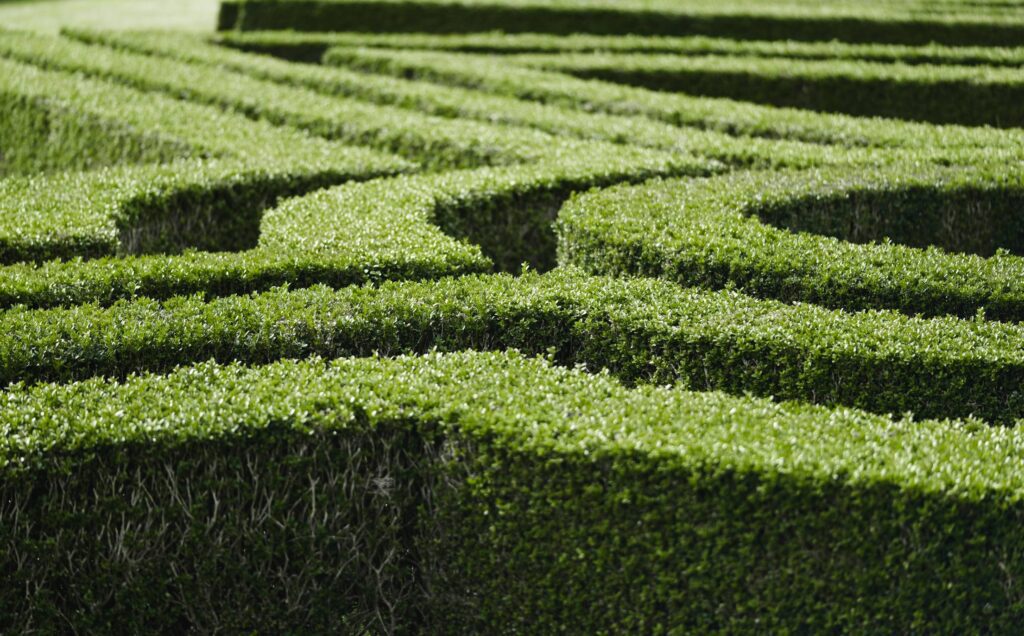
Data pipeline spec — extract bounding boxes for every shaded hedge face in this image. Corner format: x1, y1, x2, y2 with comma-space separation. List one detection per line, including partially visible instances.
4, 13, 1024, 633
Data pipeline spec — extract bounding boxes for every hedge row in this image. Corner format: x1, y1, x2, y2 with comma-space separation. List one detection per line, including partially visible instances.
0, 56, 408, 264
4, 349, 1024, 631
215, 0, 1024, 45
0, 31, 631, 171
4, 269, 1024, 423
0, 71, 193, 176
67, 28, 888, 170
219, 30, 1024, 67
508, 51, 1024, 127
559, 165, 1024, 322
0, 152, 707, 309
322, 45, 1024, 153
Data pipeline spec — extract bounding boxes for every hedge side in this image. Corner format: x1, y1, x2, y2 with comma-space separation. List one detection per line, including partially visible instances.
4, 270, 1024, 423
67, 28, 882, 170
0, 31, 626, 171
215, 0, 1024, 46
509, 51, 1024, 127
559, 166, 1024, 322
0, 143, 706, 308
322, 45, 1024, 154
0, 54, 410, 263
0, 86, 193, 176
219, 30, 1024, 67
4, 350, 1024, 631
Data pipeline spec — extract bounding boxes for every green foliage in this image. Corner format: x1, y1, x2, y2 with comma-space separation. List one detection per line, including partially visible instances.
5, 11, 1024, 631
559, 166, 1024, 321
0, 52, 409, 263
217, 0, 1024, 46
0, 153, 706, 308
5, 269, 1024, 423
220, 30, 1024, 67
321, 45, 1024, 154
69, 28, 869, 170
5, 350, 1024, 632
0, 30, 643, 170
509, 51, 1024, 127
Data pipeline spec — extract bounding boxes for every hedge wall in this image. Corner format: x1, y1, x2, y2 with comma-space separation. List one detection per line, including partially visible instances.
5, 351, 1024, 632
558, 165, 1024, 321
216, 0, 1024, 46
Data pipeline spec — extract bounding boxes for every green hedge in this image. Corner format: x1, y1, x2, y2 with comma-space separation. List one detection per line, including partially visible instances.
67, 28, 885, 170
0, 145, 705, 308
5, 269, 1024, 423
322, 45, 1024, 154
0, 31, 638, 171
220, 30, 1024, 67
0, 54, 410, 264
559, 166, 1024, 321
508, 51, 1024, 127
215, 0, 1024, 46
4, 349, 1024, 631
0, 86, 193, 176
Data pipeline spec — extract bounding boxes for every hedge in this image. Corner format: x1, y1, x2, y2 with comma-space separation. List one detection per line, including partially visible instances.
66, 28, 887, 170
559, 165, 1024, 322
4, 349, 1024, 632
507, 51, 1024, 127
0, 76, 193, 176
322, 45, 1024, 153
0, 53, 411, 264
0, 30, 637, 171
219, 30, 1024, 67
215, 0, 1024, 46
4, 269, 1024, 423
0, 149, 708, 308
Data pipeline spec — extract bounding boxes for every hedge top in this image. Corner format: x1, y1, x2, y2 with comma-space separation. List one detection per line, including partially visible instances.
5, 350, 1024, 503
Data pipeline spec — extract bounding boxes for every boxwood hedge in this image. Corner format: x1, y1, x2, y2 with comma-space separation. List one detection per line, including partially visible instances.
0, 149, 708, 308
507, 51, 1024, 126
0, 54, 410, 263
559, 165, 1024, 321
67, 28, 887, 170
4, 269, 1024, 424
4, 350, 1024, 632
322, 45, 1024, 154
8, 13, 1024, 632
218, 30, 1024, 67
0, 30, 641, 170
216, 0, 1024, 46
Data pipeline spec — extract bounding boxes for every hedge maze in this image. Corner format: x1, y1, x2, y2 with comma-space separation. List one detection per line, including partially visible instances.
3, 0, 1024, 631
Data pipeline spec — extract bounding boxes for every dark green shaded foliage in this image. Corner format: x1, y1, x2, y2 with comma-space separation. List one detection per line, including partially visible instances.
322, 45, 1024, 153
218, 30, 1024, 67
4, 351, 1024, 632
218, 0, 1024, 46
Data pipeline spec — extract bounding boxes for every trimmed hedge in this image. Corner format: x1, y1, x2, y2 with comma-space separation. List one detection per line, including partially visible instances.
508, 51, 1024, 127
559, 166, 1024, 321
0, 54, 411, 264
322, 45, 1024, 154
4, 269, 1024, 423
4, 350, 1024, 631
66, 28, 885, 170
9, 16, 1024, 631
0, 30, 635, 170
216, 0, 1024, 46
219, 30, 1024, 67
0, 146, 707, 308
0, 80, 193, 176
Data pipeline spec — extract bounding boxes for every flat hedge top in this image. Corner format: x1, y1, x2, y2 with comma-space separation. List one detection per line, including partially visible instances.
5, 350, 1024, 501
558, 165, 1024, 320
